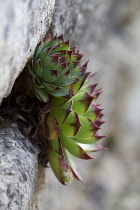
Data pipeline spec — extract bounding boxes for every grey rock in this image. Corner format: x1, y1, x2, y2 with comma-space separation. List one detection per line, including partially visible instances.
50, 0, 81, 39
0, 123, 41, 210
0, 0, 55, 103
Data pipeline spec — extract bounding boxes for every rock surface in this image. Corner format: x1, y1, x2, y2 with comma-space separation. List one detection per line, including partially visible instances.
0, 0, 55, 103
0, 123, 40, 210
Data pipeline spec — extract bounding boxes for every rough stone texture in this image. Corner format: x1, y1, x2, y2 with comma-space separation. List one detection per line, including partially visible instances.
0, 123, 40, 210
0, 0, 55, 103
39, 0, 140, 210
50, 0, 81, 39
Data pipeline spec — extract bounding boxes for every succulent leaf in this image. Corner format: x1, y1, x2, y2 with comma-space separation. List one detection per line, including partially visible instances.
72, 136, 101, 144
60, 132, 95, 159
77, 142, 107, 152
74, 116, 100, 139
72, 92, 94, 115
64, 150, 84, 181
51, 100, 72, 125
61, 111, 83, 137
34, 87, 49, 102
48, 150, 72, 185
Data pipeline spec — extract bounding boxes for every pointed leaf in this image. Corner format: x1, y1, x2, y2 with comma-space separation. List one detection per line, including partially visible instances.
68, 60, 80, 70
72, 92, 94, 115
72, 72, 90, 93
51, 137, 64, 155
83, 103, 102, 121
48, 150, 65, 185
61, 111, 83, 136
37, 47, 52, 62
55, 74, 79, 86
77, 142, 107, 152
72, 135, 105, 144
50, 41, 70, 55
34, 41, 44, 61
42, 40, 54, 51
59, 158, 73, 184
58, 61, 80, 76
92, 89, 102, 99
79, 83, 98, 94
42, 34, 53, 48
34, 87, 49, 102
48, 43, 61, 55
60, 132, 95, 159
70, 66, 85, 77
34, 59, 42, 78
43, 84, 73, 98
33, 75, 43, 88
57, 62, 69, 74
42, 69, 58, 83
75, 116, 100, 139
64, 150, 84, 181
94, 118, 105, 127
57, 34, 64, 42
42, 82, 61, 92
59, 41, 70, 50
51, 100, 72, 125
71, 54, 83, 61
42, 56, 58, 70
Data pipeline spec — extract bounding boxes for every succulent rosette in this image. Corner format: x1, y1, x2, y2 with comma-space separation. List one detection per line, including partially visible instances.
29, 34, 106, 185
29, 34, 88, 102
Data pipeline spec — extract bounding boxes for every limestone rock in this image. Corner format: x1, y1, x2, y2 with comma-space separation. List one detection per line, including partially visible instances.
50, 0, 81, 39
0, 123, 40, 210
0, 0, 55, 103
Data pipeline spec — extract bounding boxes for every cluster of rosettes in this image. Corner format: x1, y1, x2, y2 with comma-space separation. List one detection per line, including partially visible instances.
29, 34, 106, 185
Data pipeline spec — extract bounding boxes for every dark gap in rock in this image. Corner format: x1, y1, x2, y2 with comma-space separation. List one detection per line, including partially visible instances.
0, 67, 50, 167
